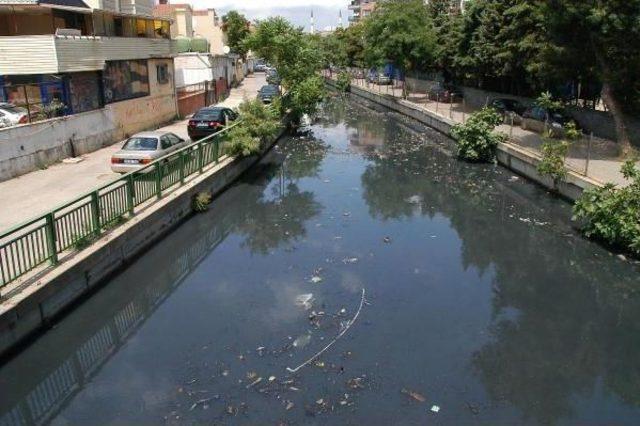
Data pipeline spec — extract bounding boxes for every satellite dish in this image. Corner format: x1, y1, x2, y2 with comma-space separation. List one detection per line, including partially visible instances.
223, 45, 231, 54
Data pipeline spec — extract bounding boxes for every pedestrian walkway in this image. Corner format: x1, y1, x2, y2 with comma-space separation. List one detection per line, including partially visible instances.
0, 74, 266, 232
343, 75, 631, 188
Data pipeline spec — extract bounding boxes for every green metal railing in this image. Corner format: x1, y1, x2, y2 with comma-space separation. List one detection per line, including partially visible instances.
0, 123, 238, 288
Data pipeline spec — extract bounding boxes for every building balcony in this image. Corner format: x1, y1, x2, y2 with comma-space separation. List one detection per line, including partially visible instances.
0, 35, 175, 75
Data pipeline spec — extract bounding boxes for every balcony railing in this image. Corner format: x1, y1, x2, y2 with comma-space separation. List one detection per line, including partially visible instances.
0, 35, 175, 75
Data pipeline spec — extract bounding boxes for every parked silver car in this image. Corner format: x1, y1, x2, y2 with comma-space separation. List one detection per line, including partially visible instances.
0, 103, 29, 127
110, 131, 187, 173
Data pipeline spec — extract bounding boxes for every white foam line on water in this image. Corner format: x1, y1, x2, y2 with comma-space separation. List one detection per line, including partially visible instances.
286, 288, 366, 374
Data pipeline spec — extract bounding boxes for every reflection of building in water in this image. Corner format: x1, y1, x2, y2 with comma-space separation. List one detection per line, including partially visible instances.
0, 220, 230, 426
348, 125, 385, 154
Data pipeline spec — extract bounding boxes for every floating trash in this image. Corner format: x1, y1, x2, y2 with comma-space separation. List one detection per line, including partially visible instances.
431, 405, 440, 413
401, 388, 426, 402
342, 257, 359, 264
406, 195, 423, 204
295, 293, 314, 310
310, 275, 323, 284
293, 333, 312, 348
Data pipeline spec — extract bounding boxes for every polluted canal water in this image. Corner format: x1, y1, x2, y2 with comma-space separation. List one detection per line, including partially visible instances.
1, 96, 640, 425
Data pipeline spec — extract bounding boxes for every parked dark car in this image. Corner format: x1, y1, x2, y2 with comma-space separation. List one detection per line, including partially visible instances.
366, 71, 391, 85
489, 98, 526, 117
427, 85, 461, 103
257, 84, 280, 104
521, 106, 574, 136
266, 69, 281, 85
187, 107, 238, 140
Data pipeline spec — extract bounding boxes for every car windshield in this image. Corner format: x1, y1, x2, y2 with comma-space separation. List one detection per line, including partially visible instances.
193, 109, 223, 120
0, 105, 26, 114
261, 87, 278, 95
123, 137, 158, 151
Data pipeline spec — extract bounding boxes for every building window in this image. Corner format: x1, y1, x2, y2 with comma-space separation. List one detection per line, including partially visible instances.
69, 72, 102, 113
156, 64, 169, 84
103, 60, 149, 103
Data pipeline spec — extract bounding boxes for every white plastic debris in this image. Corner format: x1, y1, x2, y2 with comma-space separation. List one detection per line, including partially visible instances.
431, 405, 440, 413
295, 293, 314, 310
293, 333, 312, 348
310, 275, 323, 284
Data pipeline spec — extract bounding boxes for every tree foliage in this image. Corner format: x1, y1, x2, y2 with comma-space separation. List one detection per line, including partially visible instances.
222, 11, 251, 58
362, 0, 437, 72
542, 0, 640, 153
574, 159, 640, 256
247, 17, 325, 123
451, 107, 506, 162
226, 99, 282, 157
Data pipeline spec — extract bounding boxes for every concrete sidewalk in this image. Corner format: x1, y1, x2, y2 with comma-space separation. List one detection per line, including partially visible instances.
347, 77, 631, 187
0, 73, 266, 232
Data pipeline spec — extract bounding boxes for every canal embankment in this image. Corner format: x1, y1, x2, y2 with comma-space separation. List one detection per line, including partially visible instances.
0, 127, 286, 359
326, 78, 602, 201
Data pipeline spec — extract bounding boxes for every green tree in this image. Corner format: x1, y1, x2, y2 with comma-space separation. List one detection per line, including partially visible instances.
453, 0, 546, 94
222, 11, 251, 58
247, 17, 325, 123
363, 0, 437, 97
543, 0, 640, 155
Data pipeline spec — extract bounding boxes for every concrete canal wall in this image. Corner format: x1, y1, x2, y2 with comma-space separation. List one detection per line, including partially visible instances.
0, 130, 284, 359
328, 79, 602, 201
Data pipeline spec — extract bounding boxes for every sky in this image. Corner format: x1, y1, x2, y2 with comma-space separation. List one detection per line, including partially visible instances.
189, 0, 351, 31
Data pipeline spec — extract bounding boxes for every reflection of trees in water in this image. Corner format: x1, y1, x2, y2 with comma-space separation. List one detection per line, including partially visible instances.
230, 135, 327, 255
358, 115, 640, 423
278, 130, 329, 181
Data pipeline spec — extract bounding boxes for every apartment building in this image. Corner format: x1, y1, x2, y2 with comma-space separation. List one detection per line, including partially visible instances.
0, 0, 178, 179
348, 0, 376, 23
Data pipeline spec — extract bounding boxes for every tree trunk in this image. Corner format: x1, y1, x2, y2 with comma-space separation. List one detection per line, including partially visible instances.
595, 49, 633, 157
600, 79, 633, 157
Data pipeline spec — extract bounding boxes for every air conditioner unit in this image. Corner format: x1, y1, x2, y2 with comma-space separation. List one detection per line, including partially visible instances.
55, 28, 82, 37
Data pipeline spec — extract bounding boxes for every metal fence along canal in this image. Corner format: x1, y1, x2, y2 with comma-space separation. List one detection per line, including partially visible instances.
0, 123, 237, 287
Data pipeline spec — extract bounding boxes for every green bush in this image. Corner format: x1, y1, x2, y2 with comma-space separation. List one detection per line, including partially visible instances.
336, 71, 351, 93
225, 99, 282, 158
574, 159, 640, 256
450, 107, 506, 162
192, 191, 213, 213
537, 122, 579, 187
226, 125, 262, 157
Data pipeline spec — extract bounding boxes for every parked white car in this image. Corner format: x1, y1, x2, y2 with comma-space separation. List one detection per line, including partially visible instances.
0, 103, 29, 127
110, 131, 188, 173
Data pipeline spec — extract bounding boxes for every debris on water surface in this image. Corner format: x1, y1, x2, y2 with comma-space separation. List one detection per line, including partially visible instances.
293, 333, 312, 348
342, 257, 359, 264
246, 377, 263, 389
226, 405, 237, 416
246, 371, 258, 380
287, 289, 367, 374
406, 195, 423, 204
383, 236, 392, 243
401, 388, 426, 403
431, 405, 440, 413
346, 377, 365, 390
269, 376, 276, 382
285, 401, 295, 411
221, 369, 229, 377
310, 275, 323, 284
295, 293, 314, 310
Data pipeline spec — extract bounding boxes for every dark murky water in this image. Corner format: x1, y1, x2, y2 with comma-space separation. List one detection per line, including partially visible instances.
1, 96, 640, 425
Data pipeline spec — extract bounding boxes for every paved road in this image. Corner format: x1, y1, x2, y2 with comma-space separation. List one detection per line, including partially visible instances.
0, 73, 266, 232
